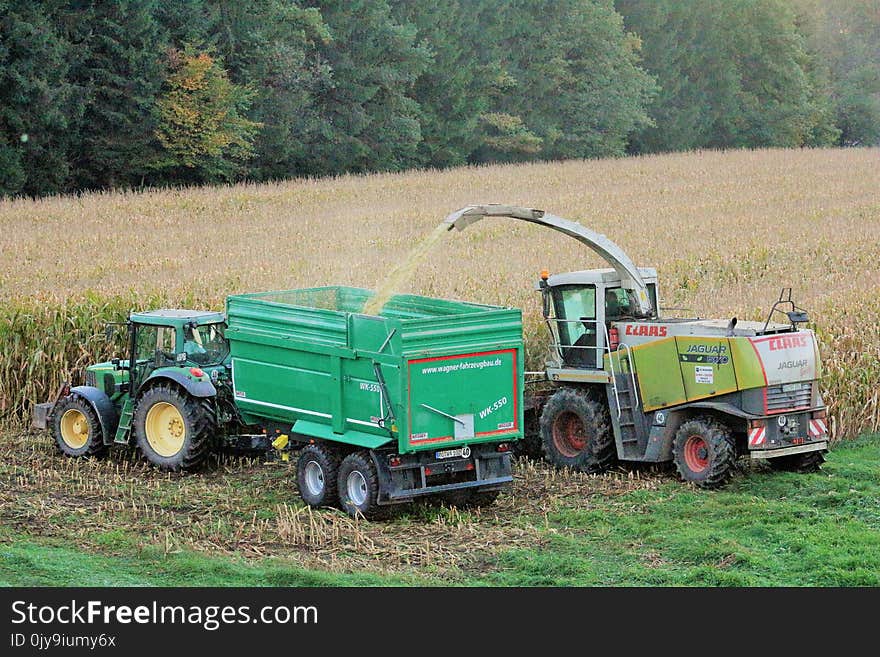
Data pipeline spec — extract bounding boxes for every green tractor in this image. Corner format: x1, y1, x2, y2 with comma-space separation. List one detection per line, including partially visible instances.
38, 310, 231, 471
444, 205, 829, 487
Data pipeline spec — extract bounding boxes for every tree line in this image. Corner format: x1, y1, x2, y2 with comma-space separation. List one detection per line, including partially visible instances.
1, 0, 877, 197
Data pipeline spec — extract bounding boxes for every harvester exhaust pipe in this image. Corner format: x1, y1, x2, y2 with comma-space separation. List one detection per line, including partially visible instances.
443, 204, 655, 317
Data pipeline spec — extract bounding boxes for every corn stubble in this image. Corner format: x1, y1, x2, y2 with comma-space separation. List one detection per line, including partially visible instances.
0, 147, 877, 438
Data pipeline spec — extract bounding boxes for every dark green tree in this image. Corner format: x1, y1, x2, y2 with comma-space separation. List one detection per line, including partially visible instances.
617, 0, 839, 152
473, 0, 657, 162
0, 1, 76, 196
793, 0, 880, 146
207, 0, 332, 180
301, 0, 430, 174
62, 0, 167, 190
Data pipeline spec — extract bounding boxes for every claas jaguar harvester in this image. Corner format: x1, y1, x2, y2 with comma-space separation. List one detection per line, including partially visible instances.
33, 288, 523, 518
444, 205, 829, 487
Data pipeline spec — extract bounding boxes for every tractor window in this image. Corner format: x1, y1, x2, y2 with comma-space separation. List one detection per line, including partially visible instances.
184, 323, 228, 365
135, 325, 176, 364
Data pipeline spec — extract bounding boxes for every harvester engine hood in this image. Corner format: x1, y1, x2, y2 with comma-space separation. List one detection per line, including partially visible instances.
443, 204, 655, 317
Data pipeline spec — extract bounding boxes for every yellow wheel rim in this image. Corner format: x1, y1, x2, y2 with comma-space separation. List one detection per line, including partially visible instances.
145, 402, 186, 457
60, 408, 89, 449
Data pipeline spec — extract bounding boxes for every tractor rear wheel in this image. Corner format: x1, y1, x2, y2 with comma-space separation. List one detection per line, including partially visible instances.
672, 417, 736, 488
337, 451, 385, 520
296, 443, 341, 508
767, 450, 826, 473
52, 395, 107, 458
133, 384, 216, 471
540, 387, 616, 473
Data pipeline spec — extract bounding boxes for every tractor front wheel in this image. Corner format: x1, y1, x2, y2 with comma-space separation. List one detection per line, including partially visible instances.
52, 395, 107, 458
540, 387, 616, 473
672, 417, 736, 488
296, 443, 341, 508
133, 385, 216, 471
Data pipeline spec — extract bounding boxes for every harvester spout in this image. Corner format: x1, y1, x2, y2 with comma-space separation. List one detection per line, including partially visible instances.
443, 204, 655, 317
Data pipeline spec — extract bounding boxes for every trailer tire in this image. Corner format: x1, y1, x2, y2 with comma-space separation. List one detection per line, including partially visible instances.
296, 443, 341, 508
52, 395, 107, 458
134, 384, 215, 471
767, 450, 826, 473
540, 387, 615, 473
672, 416, 735, 488
338, 451, 385, 520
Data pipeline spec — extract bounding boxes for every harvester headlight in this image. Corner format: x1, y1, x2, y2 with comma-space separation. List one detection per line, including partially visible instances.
777, 415, 788, 427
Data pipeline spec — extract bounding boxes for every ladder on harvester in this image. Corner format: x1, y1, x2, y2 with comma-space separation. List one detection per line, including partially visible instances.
114, 398, 134, 443
604, 337, 649, 458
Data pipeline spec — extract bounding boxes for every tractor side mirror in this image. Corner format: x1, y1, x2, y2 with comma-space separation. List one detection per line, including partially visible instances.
111, 357, 121, 370
105, 324, 115, 341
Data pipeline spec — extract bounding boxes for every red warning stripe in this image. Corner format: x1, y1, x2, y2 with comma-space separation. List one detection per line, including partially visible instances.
748, 426, 766, 446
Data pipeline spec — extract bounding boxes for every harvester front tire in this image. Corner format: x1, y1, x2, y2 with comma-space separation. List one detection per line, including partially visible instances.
52, 395, 107, 458
337, 451, 385, 520
672, 417, 736, 489
133, 384, 215, 471
540, 387, 616, 473
296, 443, 341, 508
767, 450, 826, 473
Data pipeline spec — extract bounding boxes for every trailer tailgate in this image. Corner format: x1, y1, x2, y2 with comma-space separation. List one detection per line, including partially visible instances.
405, 347, 520, 451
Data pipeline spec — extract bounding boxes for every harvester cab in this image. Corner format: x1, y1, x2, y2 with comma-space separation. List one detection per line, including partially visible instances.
445, 204, 829, 488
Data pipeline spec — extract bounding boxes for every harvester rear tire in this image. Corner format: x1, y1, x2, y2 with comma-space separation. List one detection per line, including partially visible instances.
767, 450, 826, 473
133, 384, 216, 471
337, 451, 385, 520
296, 443, 341, 508
540, 386, 616, 473
672, 417, 736, 489
52, 395, 107, 458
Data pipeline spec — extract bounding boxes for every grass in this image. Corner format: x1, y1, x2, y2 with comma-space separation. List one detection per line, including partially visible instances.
2, 430, 878, 586
0, 148, 878, 436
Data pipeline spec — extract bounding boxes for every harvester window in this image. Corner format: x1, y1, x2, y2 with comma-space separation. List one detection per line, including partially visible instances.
556, 286, 598, 368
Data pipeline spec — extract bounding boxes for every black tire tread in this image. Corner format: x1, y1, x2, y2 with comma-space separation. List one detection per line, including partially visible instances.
539, 386, 616, 473
337, 451, 386, 520
51, 395, 107, 458
296, 443, 341, 507
672, 416, 736, 489
133, 384, 216, 471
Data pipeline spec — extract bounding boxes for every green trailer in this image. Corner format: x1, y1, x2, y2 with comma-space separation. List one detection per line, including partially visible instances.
34, 286, 523, 518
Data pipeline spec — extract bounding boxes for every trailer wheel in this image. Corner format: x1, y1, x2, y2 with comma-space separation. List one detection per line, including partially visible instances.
337, 451, 384, 520
133, 384, 216, 471
296, 443, 341, 507
51, 395, 107, 458
767, 450, 826, 473
672, 417, 735, 488
540, 387, 615, 473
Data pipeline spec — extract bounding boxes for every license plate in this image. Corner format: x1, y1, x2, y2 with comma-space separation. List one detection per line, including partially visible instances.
435, 446, 471, 460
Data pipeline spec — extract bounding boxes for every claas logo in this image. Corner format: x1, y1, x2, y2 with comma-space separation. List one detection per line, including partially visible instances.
624, 324, 668, 337
767, 335, 810, 351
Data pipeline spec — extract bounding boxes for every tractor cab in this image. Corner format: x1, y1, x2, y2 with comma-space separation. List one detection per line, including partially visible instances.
539, 268, 659, 369
125, 309, 229, 391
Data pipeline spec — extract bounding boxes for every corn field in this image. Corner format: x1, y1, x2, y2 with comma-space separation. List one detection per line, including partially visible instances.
1, 147, 878, 438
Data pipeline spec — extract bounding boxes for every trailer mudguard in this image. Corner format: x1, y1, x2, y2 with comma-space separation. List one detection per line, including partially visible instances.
70, 385, 120, 445
144, 369, 217, 398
